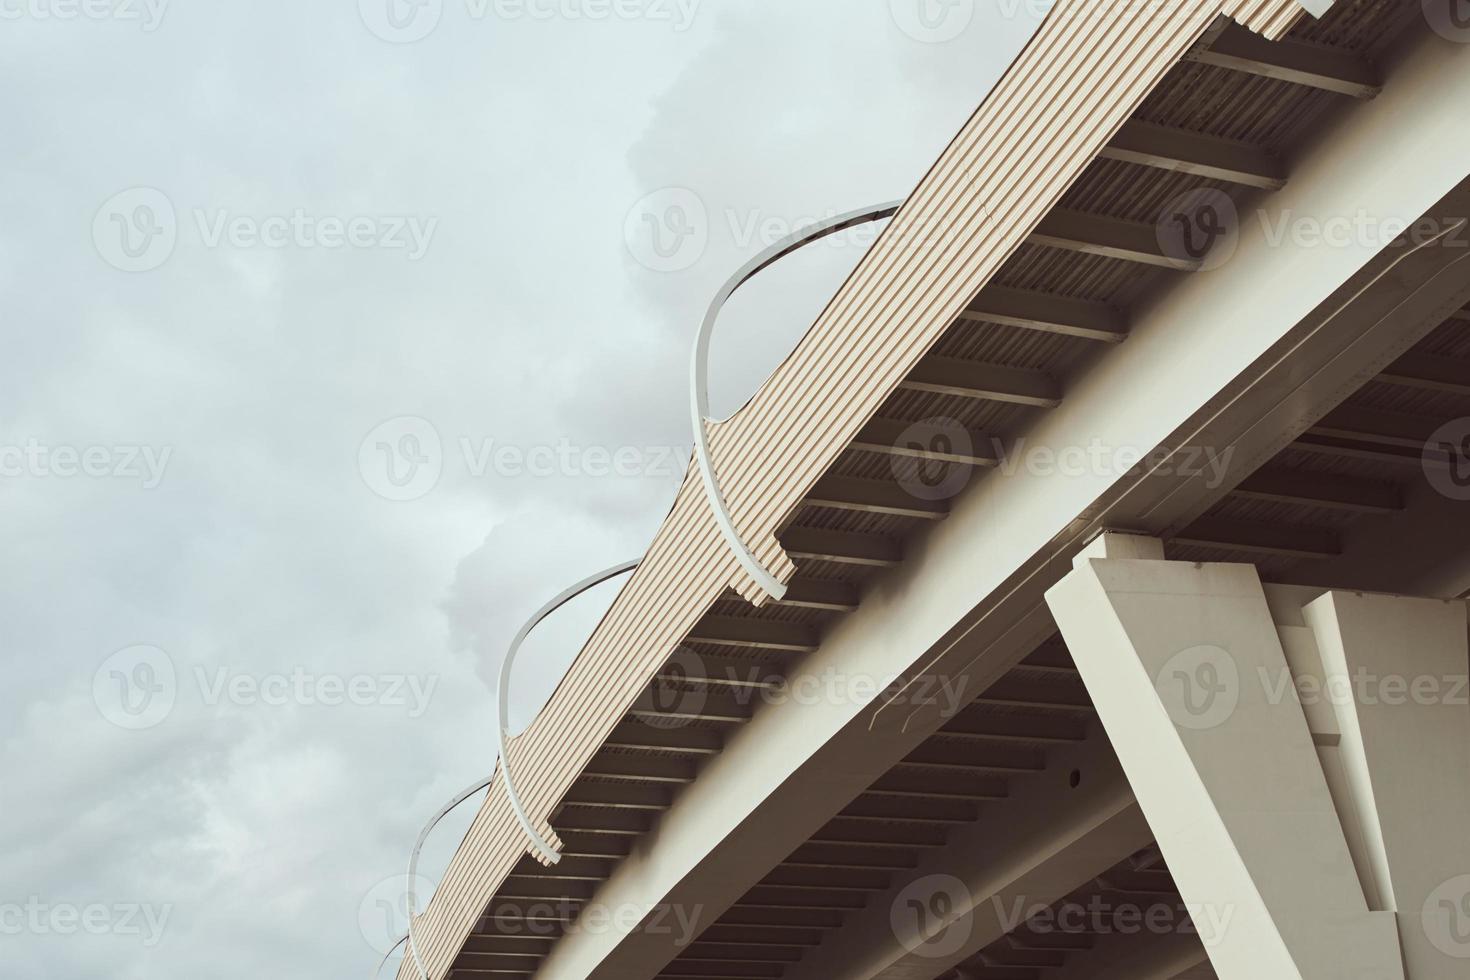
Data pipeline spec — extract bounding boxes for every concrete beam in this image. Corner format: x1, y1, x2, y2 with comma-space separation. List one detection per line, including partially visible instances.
960, 286, 1129, 343
898, 358, 1061, 408
1099, 120, 1287, 190
1029, 209, 1195, 270
850, 417, 1002, 467
780, 526, 902, 567
805, 475, 950, 520
1188, 23, 1381, 98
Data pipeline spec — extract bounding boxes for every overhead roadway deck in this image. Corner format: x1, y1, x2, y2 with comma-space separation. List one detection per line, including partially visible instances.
395, 1, 1470, 978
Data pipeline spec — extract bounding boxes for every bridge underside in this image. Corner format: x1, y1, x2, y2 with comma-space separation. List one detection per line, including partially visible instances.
415, 2, 1470, 979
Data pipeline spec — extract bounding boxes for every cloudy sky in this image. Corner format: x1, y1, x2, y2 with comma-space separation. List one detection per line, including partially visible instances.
0, 1, 1044, 975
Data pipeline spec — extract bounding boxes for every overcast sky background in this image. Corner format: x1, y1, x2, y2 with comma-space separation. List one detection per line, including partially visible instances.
0, 1, 1045, 976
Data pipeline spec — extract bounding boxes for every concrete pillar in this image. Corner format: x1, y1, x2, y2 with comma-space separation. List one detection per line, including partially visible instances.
1044, 535, 1403, 980
1299, 591, 1470, 978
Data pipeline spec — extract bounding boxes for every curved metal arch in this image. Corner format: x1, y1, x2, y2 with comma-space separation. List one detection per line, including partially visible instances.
379, 558, 642, 980
690, 200, 905, 602
375, 934, 409, 980
494, 558, 641, 863
377, 198, 910, 979
402, 774, 497, 979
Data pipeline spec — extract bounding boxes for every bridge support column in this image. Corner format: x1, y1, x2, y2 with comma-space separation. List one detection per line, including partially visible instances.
1296, 590, 1470, 978
1044, 533, 1406, 979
